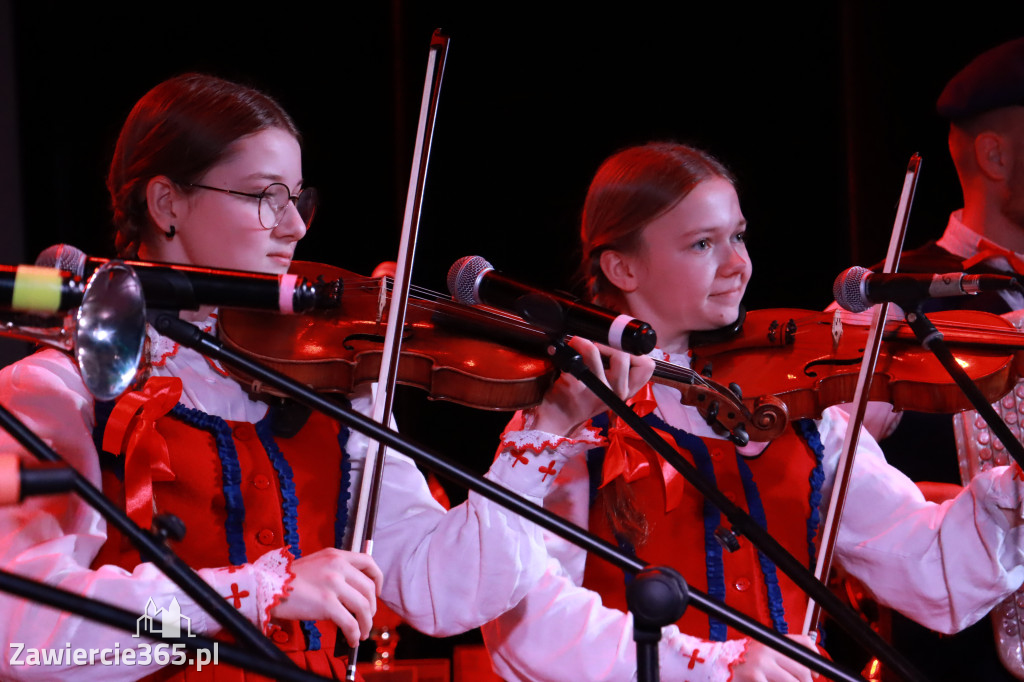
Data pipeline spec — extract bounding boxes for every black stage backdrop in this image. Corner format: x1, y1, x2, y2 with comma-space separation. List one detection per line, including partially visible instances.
5, 0, 1024, 664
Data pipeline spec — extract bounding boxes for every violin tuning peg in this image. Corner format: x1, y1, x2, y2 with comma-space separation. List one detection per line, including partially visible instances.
728, 382, 743, 401
730, 424, 750, 448
700, 362, 713, 378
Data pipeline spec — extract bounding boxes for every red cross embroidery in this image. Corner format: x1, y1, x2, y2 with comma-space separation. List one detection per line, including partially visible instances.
510, 452, 529, 467
685, 648, 705, 669
538, 461, 558, 481
226, 583, 250, 608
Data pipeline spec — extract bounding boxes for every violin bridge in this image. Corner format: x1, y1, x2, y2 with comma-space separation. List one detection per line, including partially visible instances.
831, 309, 842, 349
376, 278, 388, 323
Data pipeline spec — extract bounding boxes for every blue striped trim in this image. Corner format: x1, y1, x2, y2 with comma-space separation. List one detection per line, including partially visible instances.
735, 456, 788, 634
334, 404, 353, 551
586, 413, 612, 508
794, 418, 827, 645
588, 413, 728, 640
255, 412, 320, 652
171, 404, 247, 566
794, 418, 826, 571
640, 413, 729, 641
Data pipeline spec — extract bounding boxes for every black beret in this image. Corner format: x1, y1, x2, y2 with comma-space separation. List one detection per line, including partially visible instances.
937, 37, 1024, 121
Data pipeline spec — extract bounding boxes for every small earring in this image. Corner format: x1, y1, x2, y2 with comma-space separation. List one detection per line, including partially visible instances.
164, 225, 176, 239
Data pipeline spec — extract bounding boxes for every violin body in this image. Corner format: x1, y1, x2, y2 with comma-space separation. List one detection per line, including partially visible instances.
691, 308, 1024, 420
218, 262, 555, 411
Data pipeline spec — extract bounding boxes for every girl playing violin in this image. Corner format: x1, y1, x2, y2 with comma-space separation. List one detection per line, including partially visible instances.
0, 73, 650, 679
482, 142, 1024, 681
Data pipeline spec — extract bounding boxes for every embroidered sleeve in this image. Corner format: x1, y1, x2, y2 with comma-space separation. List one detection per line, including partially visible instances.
661, 631, 749, 682
487, 409, 605, 500
251, 547, 296, 633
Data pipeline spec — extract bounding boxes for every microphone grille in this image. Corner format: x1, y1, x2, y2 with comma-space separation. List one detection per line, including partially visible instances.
36, 244, 87, 277
833, 266, 870, 313
447, 255, 493, 305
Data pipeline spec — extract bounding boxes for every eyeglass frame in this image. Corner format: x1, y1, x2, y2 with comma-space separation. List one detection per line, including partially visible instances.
180, 181, 318, 230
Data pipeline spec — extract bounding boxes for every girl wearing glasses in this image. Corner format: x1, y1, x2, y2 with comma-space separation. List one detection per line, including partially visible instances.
0, 73, 650, 679
481, 142, 1024, 682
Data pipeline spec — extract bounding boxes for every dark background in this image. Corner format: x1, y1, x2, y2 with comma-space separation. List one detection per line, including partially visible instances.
3, 0, 1024, 664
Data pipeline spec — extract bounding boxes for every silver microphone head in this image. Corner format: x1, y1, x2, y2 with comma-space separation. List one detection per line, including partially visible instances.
36, 244, 88, 277
447, 255, 494, 306
833, 266, 871, 313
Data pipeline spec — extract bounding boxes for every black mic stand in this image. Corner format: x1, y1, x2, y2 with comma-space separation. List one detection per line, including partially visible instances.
150, 311, 865, 682
0, 400, 294, 667
545, 341, 927, 682
901, 305, 1024, 468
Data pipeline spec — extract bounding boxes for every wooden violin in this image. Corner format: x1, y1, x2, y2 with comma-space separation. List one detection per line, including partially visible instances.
691, 307, 1024, 420
217, 261, 790, 444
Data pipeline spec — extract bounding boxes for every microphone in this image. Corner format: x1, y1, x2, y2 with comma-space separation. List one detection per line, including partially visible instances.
0, 454, 76, 506
36, 244, 341, 314
833, 265, 1019, 313
0, 264, 86, 313
447, 255, 657, 355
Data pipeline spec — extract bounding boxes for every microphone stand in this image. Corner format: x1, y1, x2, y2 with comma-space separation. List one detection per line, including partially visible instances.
901, 305, 1024, 467
149, 311, 865, 682
0, 404, 293, 668
545, 341, 927, 682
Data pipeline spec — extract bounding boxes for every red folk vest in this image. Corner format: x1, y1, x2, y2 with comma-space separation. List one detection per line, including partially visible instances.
93, 380, 355, 680
582, 412, 823, 641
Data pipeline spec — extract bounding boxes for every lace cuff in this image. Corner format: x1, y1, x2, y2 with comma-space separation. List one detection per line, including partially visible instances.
252, 547, 296, 633
487, 411, 604, 499
500, 407, 605, 456
662, 632, 748, 682
721, 638, 750, 682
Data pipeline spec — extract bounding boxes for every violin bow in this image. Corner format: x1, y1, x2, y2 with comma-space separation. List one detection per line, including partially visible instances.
342, 30, 450, 679
801, 153, 922, 636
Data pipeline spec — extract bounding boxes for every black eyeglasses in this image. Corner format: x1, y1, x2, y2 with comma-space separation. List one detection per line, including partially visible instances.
184, 182, 318, 230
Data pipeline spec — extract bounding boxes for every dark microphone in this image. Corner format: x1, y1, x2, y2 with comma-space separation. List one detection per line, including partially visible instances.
36, 244, 340, 313
833, 265, 1019, 313
0, 454, 76, 506
447, 255, 657, 355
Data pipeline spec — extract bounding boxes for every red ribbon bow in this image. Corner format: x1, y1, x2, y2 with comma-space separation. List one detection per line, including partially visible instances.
102, 376, 183, 528
601, 383, 689, 512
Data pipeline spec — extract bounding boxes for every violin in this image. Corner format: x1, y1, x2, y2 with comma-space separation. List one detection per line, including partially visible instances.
217, 261, 788, 444
218, 261, 555, 411
691, 307, 1024, 421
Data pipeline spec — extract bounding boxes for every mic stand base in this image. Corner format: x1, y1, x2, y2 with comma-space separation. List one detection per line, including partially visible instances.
628, 566, 689, 682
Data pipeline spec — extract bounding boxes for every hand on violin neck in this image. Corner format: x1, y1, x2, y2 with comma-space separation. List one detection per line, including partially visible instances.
530, 337, 654, 436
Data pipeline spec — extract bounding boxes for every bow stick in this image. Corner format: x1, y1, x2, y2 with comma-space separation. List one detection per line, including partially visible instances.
342, 30, 450, 680
801, 153, 922, 637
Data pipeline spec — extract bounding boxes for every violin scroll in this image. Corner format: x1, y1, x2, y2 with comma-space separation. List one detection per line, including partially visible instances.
672, 378, 789, 446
